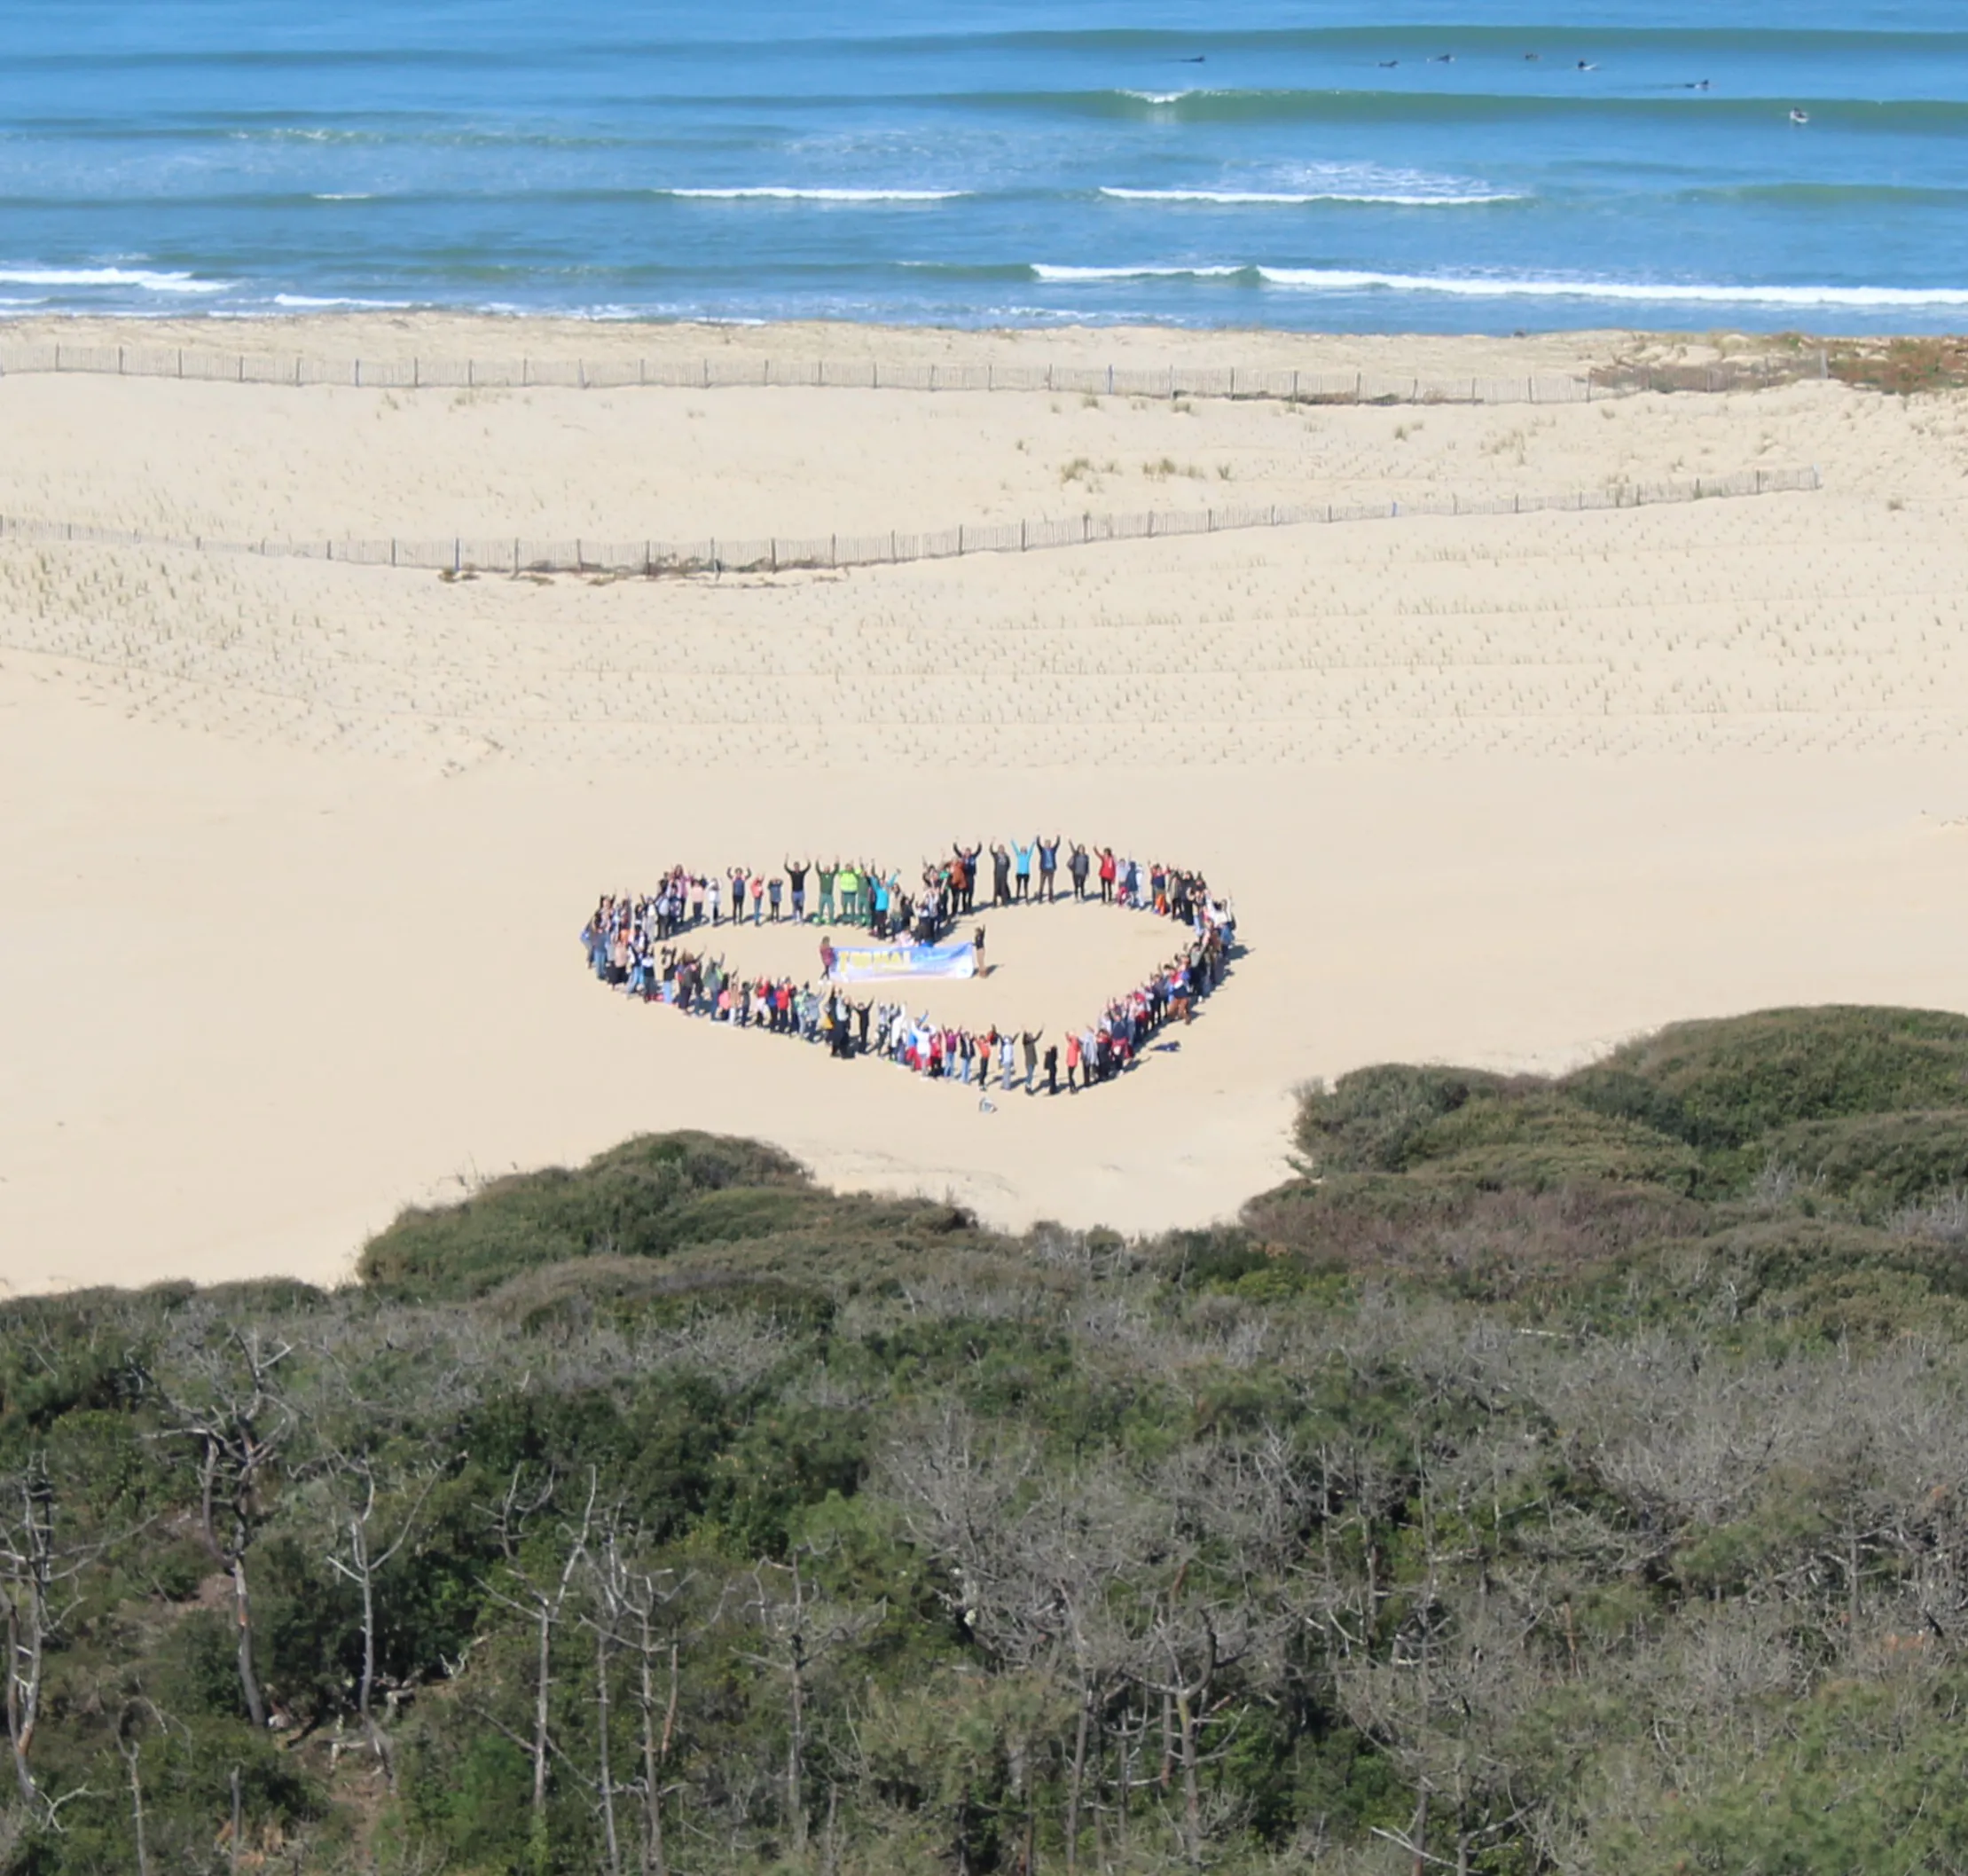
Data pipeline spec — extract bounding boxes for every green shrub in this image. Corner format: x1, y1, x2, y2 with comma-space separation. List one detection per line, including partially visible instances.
1293, 1064, 1513, 1173
1565, 1006, 1968, 1150
1714, 1107, 1968, 1212
1400, 1090, 1702, 1192
357, 1130, 812, 1298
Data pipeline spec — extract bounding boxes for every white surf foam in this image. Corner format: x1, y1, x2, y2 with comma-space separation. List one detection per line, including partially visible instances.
1119, 90, 1194, 105
311, 192, 375, 202
1101, 186, 1523, 207
0, 266, 231, 294
270, 293, 412, 310
1253, 267, 1968, 306
664, 187, 964, 202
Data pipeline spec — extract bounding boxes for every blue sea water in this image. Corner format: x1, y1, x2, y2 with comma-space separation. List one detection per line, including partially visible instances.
2, 0, 1964, 332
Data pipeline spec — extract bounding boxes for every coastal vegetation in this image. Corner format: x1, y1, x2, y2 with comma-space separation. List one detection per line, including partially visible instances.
7, 1005, 1968, 1873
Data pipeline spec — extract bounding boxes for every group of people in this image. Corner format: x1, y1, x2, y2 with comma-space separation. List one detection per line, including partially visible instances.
617, 843, 1214, 948
577, 838, 1236, 1098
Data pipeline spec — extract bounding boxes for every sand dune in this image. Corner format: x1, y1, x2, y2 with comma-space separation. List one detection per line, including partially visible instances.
4, 318, 1968, 1294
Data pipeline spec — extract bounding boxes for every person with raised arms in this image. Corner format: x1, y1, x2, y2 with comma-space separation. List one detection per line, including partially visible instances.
1037, 835, 1061, 902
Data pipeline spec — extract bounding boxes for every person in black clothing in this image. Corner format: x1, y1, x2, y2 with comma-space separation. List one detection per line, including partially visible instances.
1069, 843, 1091, 900
1042, 1040, 1059, 1095
786, 858, 810, 923
952, 842, 981, 914
991, 842, 1013, 907
1038, 836, 1061, 902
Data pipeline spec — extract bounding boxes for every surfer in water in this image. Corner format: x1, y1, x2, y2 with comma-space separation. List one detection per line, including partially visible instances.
1790, 107, 1810, 124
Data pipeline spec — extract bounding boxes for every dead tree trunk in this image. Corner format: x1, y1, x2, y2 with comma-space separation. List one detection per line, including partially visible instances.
0, 1458, 54, 1808
160, 1329, 294, 1730
594, 1613, 623, 1876
324, 1460, 435, 1787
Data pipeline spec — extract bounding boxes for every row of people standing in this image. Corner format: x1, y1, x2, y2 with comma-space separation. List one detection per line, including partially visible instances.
622, 842, 1220, 946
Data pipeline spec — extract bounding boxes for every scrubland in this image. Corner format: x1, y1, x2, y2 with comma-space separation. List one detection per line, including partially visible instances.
8, 1007, 1968, 1873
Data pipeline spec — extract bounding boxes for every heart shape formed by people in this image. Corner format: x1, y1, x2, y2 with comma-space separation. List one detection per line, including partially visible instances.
578, 843, 1235, 1096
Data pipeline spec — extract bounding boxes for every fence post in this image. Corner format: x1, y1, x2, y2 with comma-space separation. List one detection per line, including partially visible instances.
356, 358, 363, 387
1291, 369, 1299, 402
177, 348, 184, 378
986, 364, 993, 390
391, 538, 397, 567
576, 539, 582, 570
831, 534, 837, 567
1020, 520, 1026, 550
890, 530, 897, 561
1148, 512, 1155, 538
454, 538, 460, 574
412, 357, 419, 389
238, 355, 244, 383
770, 538, 777, 571
1354, 371, 1362, 402
1107, 365, 1114, 395
958, 526, 965, 554
578, 360, 586, 390
118, 346, 124, 375
514, 538, 519, 575
521, 358, 529, 387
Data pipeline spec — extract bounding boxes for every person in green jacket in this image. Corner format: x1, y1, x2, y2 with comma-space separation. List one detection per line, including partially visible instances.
837, 863, 862, 926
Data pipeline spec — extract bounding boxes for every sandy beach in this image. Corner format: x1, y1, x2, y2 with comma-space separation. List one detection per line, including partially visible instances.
5, 315, 1968, 1294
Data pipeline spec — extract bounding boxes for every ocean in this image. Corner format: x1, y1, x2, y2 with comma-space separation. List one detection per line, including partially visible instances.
3, 0, 1964, 332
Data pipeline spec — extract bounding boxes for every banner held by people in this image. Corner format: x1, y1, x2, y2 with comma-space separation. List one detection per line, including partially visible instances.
834, 938, 976, 984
